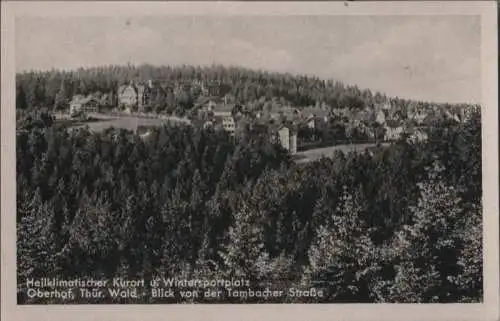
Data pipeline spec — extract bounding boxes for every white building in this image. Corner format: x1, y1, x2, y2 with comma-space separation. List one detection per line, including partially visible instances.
222, 116, 236, 134
277, 125, 297, 154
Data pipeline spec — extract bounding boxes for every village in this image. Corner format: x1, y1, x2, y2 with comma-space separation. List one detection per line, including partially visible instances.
66, 79, 478, 157
13, 7, 488, 307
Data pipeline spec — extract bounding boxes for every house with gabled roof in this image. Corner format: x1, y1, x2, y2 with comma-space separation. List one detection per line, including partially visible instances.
258, 122, 298, 154
384, 119, 404, 141
275, 124, 297, 154
405, 125, 429, 143
117, 81, 155, 113
212, 103, 235, 117
421, 113, 438, 127
69, 94, 100, 118
300, 107, 330, 126
301, 115, 316, 129
201, 81, 222, 97
174, 82, 192, 96
375, 109, 386, 125
117, 84, 138, 112
195, 96, 224, 110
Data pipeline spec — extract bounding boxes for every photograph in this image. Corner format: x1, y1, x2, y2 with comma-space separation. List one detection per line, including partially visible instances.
2, 1, 499, 320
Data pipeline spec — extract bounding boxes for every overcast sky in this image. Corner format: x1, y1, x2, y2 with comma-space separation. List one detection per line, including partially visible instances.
15, 15, 481, 104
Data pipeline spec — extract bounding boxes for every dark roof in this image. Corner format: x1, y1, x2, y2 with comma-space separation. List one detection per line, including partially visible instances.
298, 117, 316, 126
195, 96, 223, 106
212, 104, 235, 113
136, 84, 146, 94
422, 114, 437, 125
385, 119, 402, 128
118, 82, 155, 95
272, 122, 298, 134
71, 95, 99, 105
300, 107, 329, 118
71, 94, 86, 102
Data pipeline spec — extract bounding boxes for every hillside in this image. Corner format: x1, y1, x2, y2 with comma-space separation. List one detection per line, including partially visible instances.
16, 64, 479, 113
15, 64, 483, 304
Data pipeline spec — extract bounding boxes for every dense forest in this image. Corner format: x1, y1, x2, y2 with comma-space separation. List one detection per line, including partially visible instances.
16, 102, 482, 303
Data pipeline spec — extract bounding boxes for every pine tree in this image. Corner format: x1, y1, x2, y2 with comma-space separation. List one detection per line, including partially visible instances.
16, 85, 28, 110
67, 193, 118, 276
54, 80, 71, 110
218, 201, 267, 280
17, 190, 58, 287
449, 202, 482, 302
306, 186, 380, 302
380, 162, 469, 302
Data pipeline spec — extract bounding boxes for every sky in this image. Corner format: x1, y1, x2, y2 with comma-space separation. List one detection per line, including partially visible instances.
15, 15, 481, 104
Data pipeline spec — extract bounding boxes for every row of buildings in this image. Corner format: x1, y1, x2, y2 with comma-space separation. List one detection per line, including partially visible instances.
116, 80, 225, 112
192, 95, 431, 149
69, 94, 111, 118
191, 97, 334, 154
68, 79, 478, 153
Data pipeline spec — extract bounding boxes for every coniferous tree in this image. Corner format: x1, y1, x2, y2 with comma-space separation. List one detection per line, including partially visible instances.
306, 187, 380, 302
16, 85, 28, 110
377, 162, 471, 302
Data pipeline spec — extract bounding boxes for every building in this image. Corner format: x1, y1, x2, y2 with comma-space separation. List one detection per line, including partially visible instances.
407, 128, 429, 143
117, 81, 154, 113
239, 121, 298, 154
375, 109, 386, 125
384, 120, 405, 141
304, 116, 316, 129
278, 126, 290, 151
203, 120, 214, 129
137, 83, 152, 110
160, 83, 175, 96
409, 110, 427, 125
281, 106, 300, 117
276, 125, 297, 154
69, 95, 100, 118
136, 125, 154, 139
201, 82, 221, 96
222, 115, 236, 134
460, 105, 480, 122
99, 92, 115, 109
174, 82, 192, 96
117, 84, 138, 112
195, 96, 224, 111
301, 107, 330, 126
381, 102, 392, 110
212, 103, 235, 117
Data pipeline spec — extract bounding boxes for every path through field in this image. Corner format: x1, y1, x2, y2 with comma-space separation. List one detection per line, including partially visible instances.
64, 113, 191, 132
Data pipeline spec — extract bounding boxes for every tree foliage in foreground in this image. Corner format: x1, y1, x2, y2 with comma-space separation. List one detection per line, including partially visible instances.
16, 108, 482, 303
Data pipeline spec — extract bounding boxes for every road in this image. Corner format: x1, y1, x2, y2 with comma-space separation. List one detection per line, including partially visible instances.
295, 142, 390, 163
56, 112, 389, 163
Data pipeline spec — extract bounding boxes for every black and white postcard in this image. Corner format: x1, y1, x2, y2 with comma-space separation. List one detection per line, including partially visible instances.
1, 1, 498, 321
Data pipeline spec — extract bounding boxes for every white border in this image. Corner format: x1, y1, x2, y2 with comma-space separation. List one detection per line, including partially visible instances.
1, 2, 498, 321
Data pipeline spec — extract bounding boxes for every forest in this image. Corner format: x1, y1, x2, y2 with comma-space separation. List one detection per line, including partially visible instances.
16, 103, 482, 303
15, 64, 477, 115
